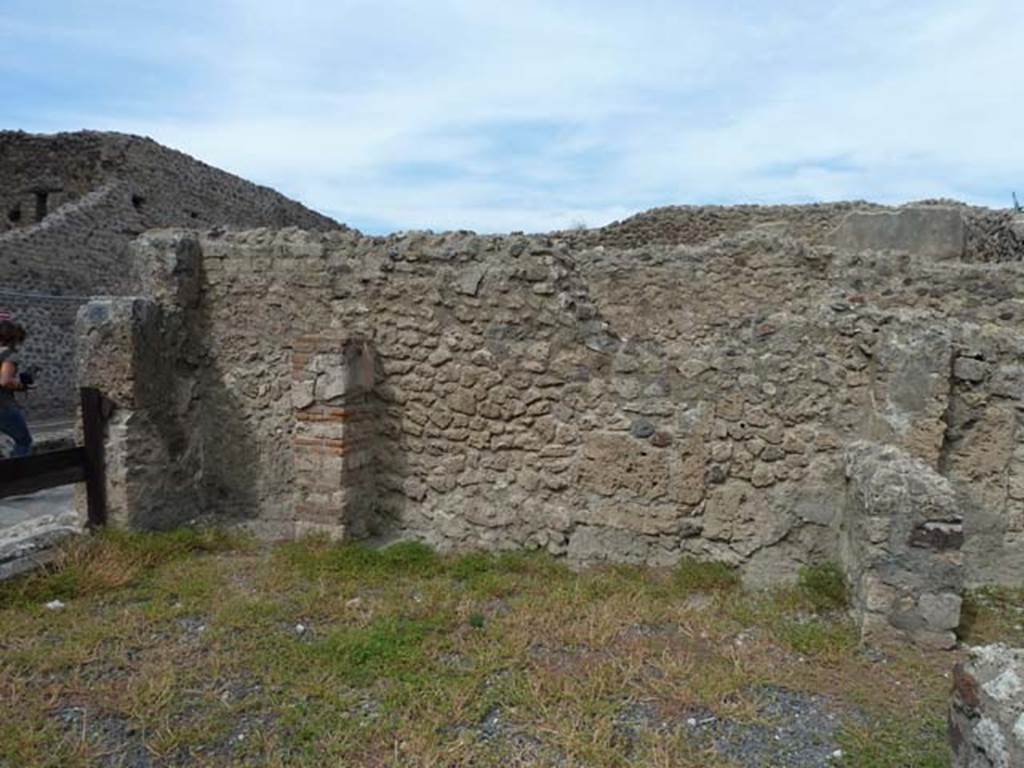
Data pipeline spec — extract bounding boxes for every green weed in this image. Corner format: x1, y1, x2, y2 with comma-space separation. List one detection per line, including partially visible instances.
277, 538, 442, 582
774, 617, 858, 658
308, 616, 440, 686
797, 562, 848, 612
838, 714, 949, 767
672, 557, 741, 594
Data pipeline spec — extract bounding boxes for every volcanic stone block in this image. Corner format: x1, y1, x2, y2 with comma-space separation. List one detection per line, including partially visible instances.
840, 441, 964, 648
950, 644, 1024, 767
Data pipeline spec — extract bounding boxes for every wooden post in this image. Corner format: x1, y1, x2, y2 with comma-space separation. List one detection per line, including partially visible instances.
80, 387, 107, 527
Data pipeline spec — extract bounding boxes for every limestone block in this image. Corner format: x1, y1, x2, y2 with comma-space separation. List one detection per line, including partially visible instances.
950, 645, 1024, 767
830, 206, 965, 260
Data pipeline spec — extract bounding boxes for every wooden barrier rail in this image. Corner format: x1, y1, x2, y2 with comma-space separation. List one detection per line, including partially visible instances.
0, 387, 106, 527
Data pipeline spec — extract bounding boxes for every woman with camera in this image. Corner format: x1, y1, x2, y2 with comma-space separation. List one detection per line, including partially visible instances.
0, 312, 33, 458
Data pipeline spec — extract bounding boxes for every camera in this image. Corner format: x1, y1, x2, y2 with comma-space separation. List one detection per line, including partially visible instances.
19, 371, 34, 388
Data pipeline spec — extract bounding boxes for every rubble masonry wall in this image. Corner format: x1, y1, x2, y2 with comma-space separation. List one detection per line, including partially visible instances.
112, 211, 1024, 595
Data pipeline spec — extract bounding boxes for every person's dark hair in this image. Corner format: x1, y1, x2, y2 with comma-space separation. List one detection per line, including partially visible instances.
0, 321, 26, 346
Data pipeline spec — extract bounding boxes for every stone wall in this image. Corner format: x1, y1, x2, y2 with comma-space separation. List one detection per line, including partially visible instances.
88, 205, 1024, 616
0, 131, 340, 419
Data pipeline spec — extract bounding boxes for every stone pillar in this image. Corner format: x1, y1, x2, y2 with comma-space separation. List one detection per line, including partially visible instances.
950, 644, 1024, 767
840, 441, 964, 648
291, 334, 378, 540
74, 233, 203, 530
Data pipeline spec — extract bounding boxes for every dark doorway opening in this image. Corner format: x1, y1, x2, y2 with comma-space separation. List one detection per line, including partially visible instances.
33, 192, 48, 222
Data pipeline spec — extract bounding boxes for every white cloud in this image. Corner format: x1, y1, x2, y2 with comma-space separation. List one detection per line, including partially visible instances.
4, 0, 1023, 232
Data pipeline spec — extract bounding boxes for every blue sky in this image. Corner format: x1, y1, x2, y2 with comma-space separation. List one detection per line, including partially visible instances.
2, 1, 1022, 233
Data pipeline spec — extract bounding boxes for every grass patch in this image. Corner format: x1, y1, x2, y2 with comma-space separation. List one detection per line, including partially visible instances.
797, 562, 848, 612
774, 617, 858, 659
276, 537, 442, 582
0, 538, 971, 767
0, 526, 243, 609
671, 557, 740, 593
305, 616, 440, 686
837, 714, 949, 767
958, 586, 1024, 645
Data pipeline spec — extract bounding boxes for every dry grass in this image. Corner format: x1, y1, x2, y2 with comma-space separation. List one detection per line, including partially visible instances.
0, 531, 991, 767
